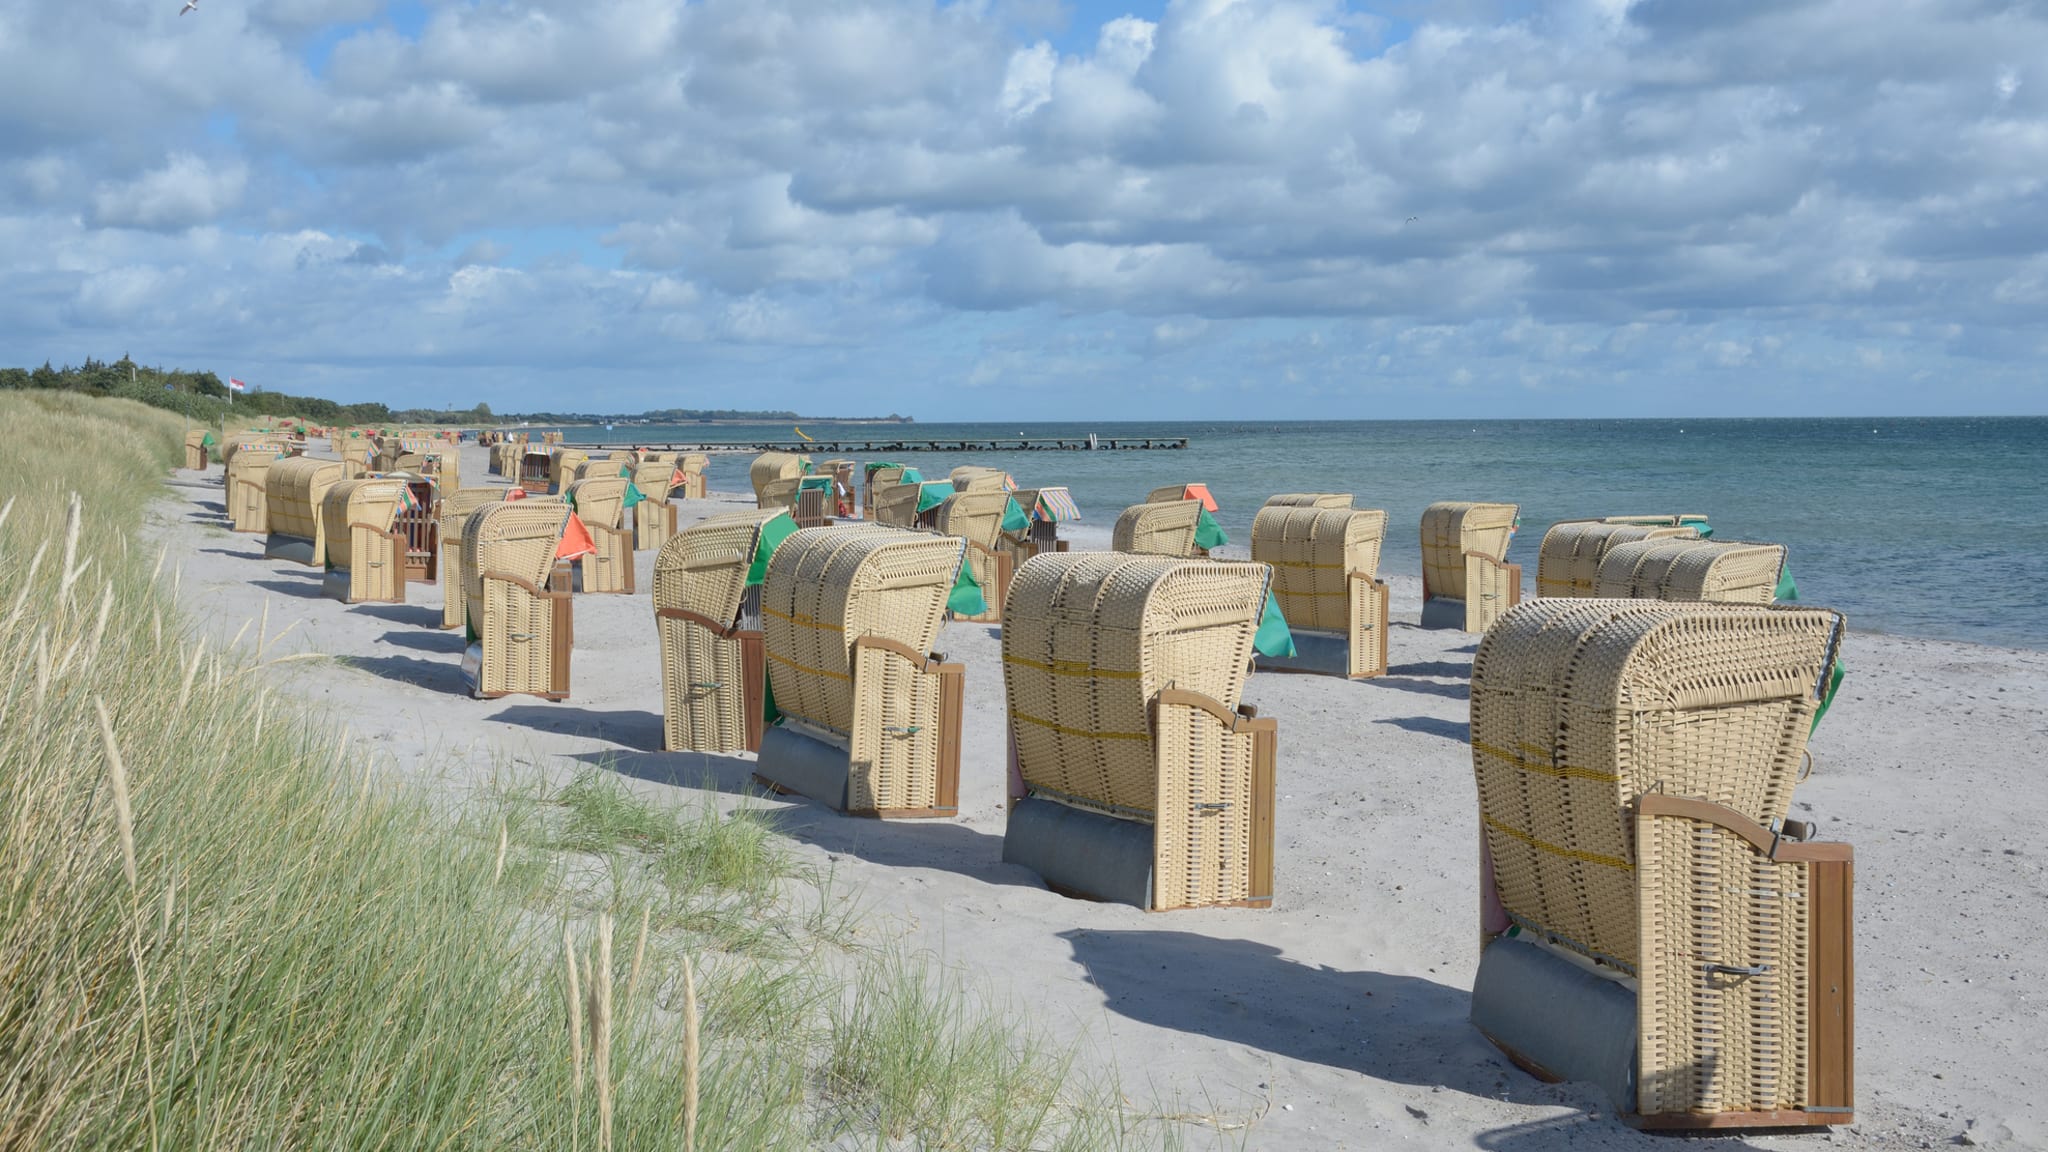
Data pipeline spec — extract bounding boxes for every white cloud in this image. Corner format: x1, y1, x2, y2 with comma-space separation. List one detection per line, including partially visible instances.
90, 154, 247, 232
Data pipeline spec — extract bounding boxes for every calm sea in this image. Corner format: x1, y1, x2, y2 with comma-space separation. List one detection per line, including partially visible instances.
550, 418, 2048, 650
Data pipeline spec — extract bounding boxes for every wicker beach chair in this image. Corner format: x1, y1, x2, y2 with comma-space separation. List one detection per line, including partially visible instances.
224, 440, 291, 533
1112, 499, 1205, 558
1595, 539, 1788, 605
183, 429, 212, 471
630, 456, 679, 551
439, 488, 510, 630
653, 509, 794, 754
675, 454, 709, 500
566, 476, 635, 595
757, 475, 800, 511
935, 490, 1016, 625
1263, 493, 1353, 510
550, 449, 590, 495
1537, 520, 1705, 599
1008, 487, 1081, 560
873, 479, 953, 529
1251, 500, 1390, 678
1419, 501, 1521, 632
460, 501, 574, 699
863, 464, 907, 520
750, 451, 810, 503
318, 479, 408, 604
516, 446, 553, 493
340, 440, 376, 480
1147, 483, 1218, 509
1467, 599, 1852, 1128
1002, 553, 1277, 910
262, 456, 345, 565
753, 526, 967, 817
950, 465, 1016, 494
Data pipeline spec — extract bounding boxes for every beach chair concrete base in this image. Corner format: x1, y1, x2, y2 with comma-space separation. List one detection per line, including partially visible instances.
1419, 596, 1468, 630
264, 536, 319, 567
753, 706, 962, 819
1001, 797, 1154, 908
321, 566, 403, 605
1470, 935, 1638, 1115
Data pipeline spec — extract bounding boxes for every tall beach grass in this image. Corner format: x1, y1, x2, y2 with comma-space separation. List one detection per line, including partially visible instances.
0, 392, 1200, 1150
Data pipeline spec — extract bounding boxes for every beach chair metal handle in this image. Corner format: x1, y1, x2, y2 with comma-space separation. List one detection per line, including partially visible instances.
510, 632, 535, 641
1704, 963, 1772, 977
1194, 802, 1232, 813
881, 725, 922, 735
689, 681, 722, 690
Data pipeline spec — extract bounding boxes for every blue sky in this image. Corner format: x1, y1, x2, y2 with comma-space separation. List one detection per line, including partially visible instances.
2, 0, 2045, 418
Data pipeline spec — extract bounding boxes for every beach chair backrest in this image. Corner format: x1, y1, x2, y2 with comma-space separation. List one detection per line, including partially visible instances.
1420, 501, 1518, 601
654, 508, 788, 626
1263, 493, 1353, 509
760, 526, 963, 737
265, 457, 344, 544
462, 502, 569, 602
749, 452, 810, 501
1536, 520, 1701, 599
567, 476, 630, 530
1004, 552, 1268, 816
950, 466, 1014, 494
631, 457, 676, 502
1594, 538, 1786, 604
1112, 499, 1204, 557
1470, 599, 1844, 968
1251, 504, 1387, 634
759, 476, 802, 510
321, 479, 406, 571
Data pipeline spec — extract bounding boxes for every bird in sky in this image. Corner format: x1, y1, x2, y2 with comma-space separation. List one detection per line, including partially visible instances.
180, 0, 199, 14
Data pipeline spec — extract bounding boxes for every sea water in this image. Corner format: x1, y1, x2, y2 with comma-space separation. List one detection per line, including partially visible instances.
556, 417, 2048, 650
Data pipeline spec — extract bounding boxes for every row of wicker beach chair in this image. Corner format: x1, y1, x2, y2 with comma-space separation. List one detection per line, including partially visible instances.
185, 439, 1849, 1130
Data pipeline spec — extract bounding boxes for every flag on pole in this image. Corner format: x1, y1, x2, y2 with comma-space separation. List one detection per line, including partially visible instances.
228, 378, 247, 392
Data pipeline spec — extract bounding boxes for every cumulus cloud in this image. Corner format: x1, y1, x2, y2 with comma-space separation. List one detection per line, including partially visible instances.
0, 0, 2045, 415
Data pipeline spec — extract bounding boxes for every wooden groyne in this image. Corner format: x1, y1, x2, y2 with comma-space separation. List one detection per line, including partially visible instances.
573, 436, 1189, 453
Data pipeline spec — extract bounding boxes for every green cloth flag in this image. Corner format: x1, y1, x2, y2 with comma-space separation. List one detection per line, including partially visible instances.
1254, 589, 1296, 658
1774, 564, 1799, 602
916, 484, 950, 513
1001, 496, 1029, 534
200, 431, 215, 447
1811, 661, 1845, 732
622, 482, 645, 509
1694, 523, 1714, 539
745, 512, 799, 587
899, 467, 924, 484
1194, 508, 1229, 551
947, 558, 988, 617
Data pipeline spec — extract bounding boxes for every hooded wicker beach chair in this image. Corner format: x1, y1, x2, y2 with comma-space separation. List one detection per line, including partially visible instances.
630, 456, 679, 551
1112, 500, 1206, 558
674, 453, 709, 500
224, 439, 291, 533
873, 479, 954, 529
566, 476, 634, 595
550, 449, 590, 495
340, 440, 376, 479
654, 509, 796, 754
319, 479, 409, 604
1595, 539, 1789, 605
439, 488, 511, 630
1420, 501, 1521, 632
950, 465, 1016, 494
1251, 500, 1390, 678
262, 456, 345, 565
1467, 599, 1852, 1129
863, 464, 908, 520
758, 475, 802, 511
183, 429, 213, 471
1001, 553, 1277, 910
460, 501, 574, 699
1008, 487, 1081, 560
1538, 520, 1705, 599
1263, 493, 1353, 510
750, 452, 810, 503
935, 490, 1017, 625
516, 446, 554, 493
753, 526, 967, 817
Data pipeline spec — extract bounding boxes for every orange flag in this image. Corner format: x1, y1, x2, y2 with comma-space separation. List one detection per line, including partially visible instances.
556, 513, 596, 562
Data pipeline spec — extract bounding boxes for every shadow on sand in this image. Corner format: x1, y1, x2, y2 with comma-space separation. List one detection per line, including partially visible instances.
338, 653, 469, 695
1386, 660, 1471, 679
1376, 715, 1469, 743
352, 602, 447, 629
250, 578, 326, 600
375, 628, 464, 655
493, 704, 667, 751
1368, 676, 1469, 702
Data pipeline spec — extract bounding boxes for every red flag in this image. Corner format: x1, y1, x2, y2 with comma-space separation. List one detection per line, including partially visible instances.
556, 513, 596, 562
228, 377, 247, 392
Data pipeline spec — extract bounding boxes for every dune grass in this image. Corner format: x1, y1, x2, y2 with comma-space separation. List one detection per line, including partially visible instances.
0, 391, 1201, 1150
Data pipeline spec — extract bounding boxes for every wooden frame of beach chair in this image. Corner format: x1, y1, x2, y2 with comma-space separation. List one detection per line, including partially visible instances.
653, 509, 788, 754
630, 456, 679, 551
262, 456, 345, 566
183, 429, 211, 471
319, 479, 408, 604
1419, 501, 1521, 632
1595, 539, 1788, 605
438, 488, 508, 630
1001, 553, 1277, 911
1251, 500, 1390, 679
1112, 499, 1205, 558
550, 449, 590, 495
1467, 599, 1852, 1129
391, 476, 439, 583
750, 451, 810, 503
1537, 520, 1703, 599
753, 526, 966, 818
863, 465, 906, 521
224, 440, 290, 533
935, 490, 1015, 625
461, 501, 573, 700
566, 476, 635, 595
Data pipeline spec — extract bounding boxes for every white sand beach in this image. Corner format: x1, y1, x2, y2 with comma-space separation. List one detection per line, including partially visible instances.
150, 445, 2047, 1151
